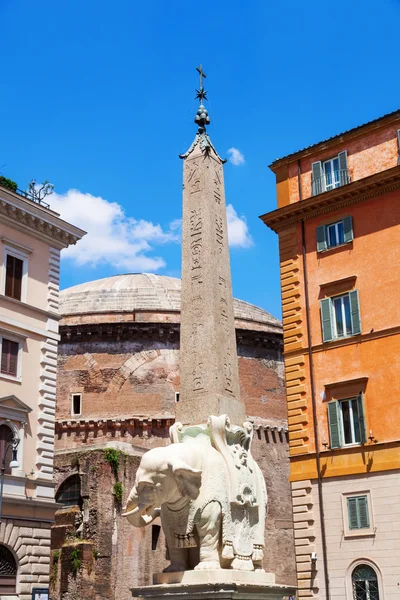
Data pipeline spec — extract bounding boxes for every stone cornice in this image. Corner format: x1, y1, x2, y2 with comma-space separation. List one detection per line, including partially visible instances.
59, 321, 283, 350
0, 187, 86, 248
260, 165, 400, 232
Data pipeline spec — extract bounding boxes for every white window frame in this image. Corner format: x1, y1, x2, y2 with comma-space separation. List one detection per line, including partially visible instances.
0, 419, 25, 478
0, 333, 23, 382
326, 220, 345, 248
331, 293, 352, 339
175, 391, 180, 403
323, 156, 341, 191
71, 393, 82, 417
341, 492, 375, 539
339, 397, 361, 446
1, 243, 29, 303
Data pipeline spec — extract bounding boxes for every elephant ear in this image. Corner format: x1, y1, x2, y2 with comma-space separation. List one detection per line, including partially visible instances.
169, 459, 202, 500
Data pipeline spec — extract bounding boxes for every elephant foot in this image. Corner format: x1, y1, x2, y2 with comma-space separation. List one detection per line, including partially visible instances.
195, 560, 221, 571
163, 563, 187, 573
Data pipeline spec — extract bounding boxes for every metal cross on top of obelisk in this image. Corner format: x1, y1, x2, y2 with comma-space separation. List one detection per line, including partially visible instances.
195, 64, 208, 102
177, 66, 245, 427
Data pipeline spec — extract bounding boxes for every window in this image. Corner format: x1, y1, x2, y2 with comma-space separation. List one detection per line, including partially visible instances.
352, 564, 380, 600
347, 496, 370, 530
0, 544, 17, 595
2, 245, 29, 302
5, 254, 23, 300
327, 396, 366, 448
316, 216, 354, 251
175, 392, 180, 403
0, 338, 19, 378
0, 424, 14, 474
71, 393, 82, 416
311, 150, 350, 196
320, 290, 361, 342
56, 474, 82, 508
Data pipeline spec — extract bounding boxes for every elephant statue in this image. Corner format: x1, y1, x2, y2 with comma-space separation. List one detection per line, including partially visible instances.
123, 417, 267, 573
123, 441, 230, 571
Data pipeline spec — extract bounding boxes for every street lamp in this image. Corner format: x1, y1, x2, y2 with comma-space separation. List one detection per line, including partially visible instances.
0, 431, 20, 523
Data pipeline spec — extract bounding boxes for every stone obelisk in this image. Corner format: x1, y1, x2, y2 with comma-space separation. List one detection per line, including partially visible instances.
177, 65, 245, 427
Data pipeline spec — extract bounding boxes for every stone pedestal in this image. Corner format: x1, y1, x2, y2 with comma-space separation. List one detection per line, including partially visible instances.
132, 570, 296, 600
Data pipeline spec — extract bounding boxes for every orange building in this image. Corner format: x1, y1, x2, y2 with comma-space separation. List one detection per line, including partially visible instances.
261, 110, 400, 600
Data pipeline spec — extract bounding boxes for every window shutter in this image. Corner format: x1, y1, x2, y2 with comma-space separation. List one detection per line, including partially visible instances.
5, 255, 14, 298
357, 496, 370, 528
316, 225, 327, 252
357, 394, 366, 444
343, 216, 354, 243
349, 290, 362, 335
312, 161, 324, 196
347, 497, 360, 529
327, 400, 342, 449
1, 341, 9, 373
320, 298, 333, 342
13, 257, 23, 300
338, 150, 349, 186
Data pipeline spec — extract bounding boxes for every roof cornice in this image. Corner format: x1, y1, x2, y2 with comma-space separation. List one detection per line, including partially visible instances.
0, 187, 86, 248
269, 110, 400, 171
260, 165, 400, 233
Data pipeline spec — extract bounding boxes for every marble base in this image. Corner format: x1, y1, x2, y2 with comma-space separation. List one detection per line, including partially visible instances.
131, 570, 296, 600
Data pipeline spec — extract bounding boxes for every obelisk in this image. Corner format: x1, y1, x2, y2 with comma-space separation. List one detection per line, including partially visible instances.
177, 65, 245, 426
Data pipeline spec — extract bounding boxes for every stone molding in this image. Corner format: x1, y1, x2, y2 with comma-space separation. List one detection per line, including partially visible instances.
261, 165, 400, 232
47, 248, 60, 312
59, 321, 283, 351
0, 192, 84, 248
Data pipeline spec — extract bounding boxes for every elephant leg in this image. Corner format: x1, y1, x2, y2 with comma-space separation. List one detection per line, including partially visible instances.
194, 502, 221, 570
163, 546, 188, 573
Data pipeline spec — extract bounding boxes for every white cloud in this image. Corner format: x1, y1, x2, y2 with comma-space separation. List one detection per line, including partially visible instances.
51, 189, 180, 271
227, 147, 245, 166
226, 204, 253, 248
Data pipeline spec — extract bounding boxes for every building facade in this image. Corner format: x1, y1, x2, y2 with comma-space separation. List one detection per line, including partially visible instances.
261, 110, 400, 599
50, 273, 296, 600
0, 183, 84, 598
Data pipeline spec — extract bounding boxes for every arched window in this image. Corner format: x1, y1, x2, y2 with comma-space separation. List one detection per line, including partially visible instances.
56, 474, 82, 508
352, 564, 380, 600
0, 545, 17, 594
0, 424, 14, 475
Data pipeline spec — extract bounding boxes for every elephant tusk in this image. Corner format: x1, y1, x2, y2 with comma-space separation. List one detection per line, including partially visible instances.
122, 506, 141, 518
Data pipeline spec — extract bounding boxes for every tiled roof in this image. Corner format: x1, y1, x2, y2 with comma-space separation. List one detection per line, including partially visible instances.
270, 108, 400, 167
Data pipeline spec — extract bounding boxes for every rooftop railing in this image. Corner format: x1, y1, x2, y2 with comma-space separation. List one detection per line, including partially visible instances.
311, 169, 351, 197
0, 184, 50, 209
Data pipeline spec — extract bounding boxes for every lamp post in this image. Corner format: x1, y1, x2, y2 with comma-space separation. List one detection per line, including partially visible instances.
0, 431, 20, 523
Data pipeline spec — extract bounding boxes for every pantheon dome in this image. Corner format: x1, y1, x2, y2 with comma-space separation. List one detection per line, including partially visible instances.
56, 273, 285, 439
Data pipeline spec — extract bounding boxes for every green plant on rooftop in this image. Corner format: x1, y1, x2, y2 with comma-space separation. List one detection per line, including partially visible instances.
0, 176, 18, 192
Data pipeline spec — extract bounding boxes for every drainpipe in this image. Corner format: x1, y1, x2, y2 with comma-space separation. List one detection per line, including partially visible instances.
298, 160, 330, 599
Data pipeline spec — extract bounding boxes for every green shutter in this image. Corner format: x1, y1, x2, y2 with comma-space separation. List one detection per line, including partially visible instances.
343, 216, 354, 243
316, 225, 327, 252
327, 400, 342, 449
312, 161, 324, 195
347, 497, 360, 529
347, 496, 370, 530
357, 496, 370, 528
320, 298, 333, 342
338, 150, 349, 186
349, 290, 362, 335
357, 395, 366, 444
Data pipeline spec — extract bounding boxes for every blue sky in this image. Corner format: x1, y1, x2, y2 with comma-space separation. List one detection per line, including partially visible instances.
1, 0, 399, 319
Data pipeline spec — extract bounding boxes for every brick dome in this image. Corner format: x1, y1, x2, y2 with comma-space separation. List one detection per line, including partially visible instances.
59, 273, 281, 333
